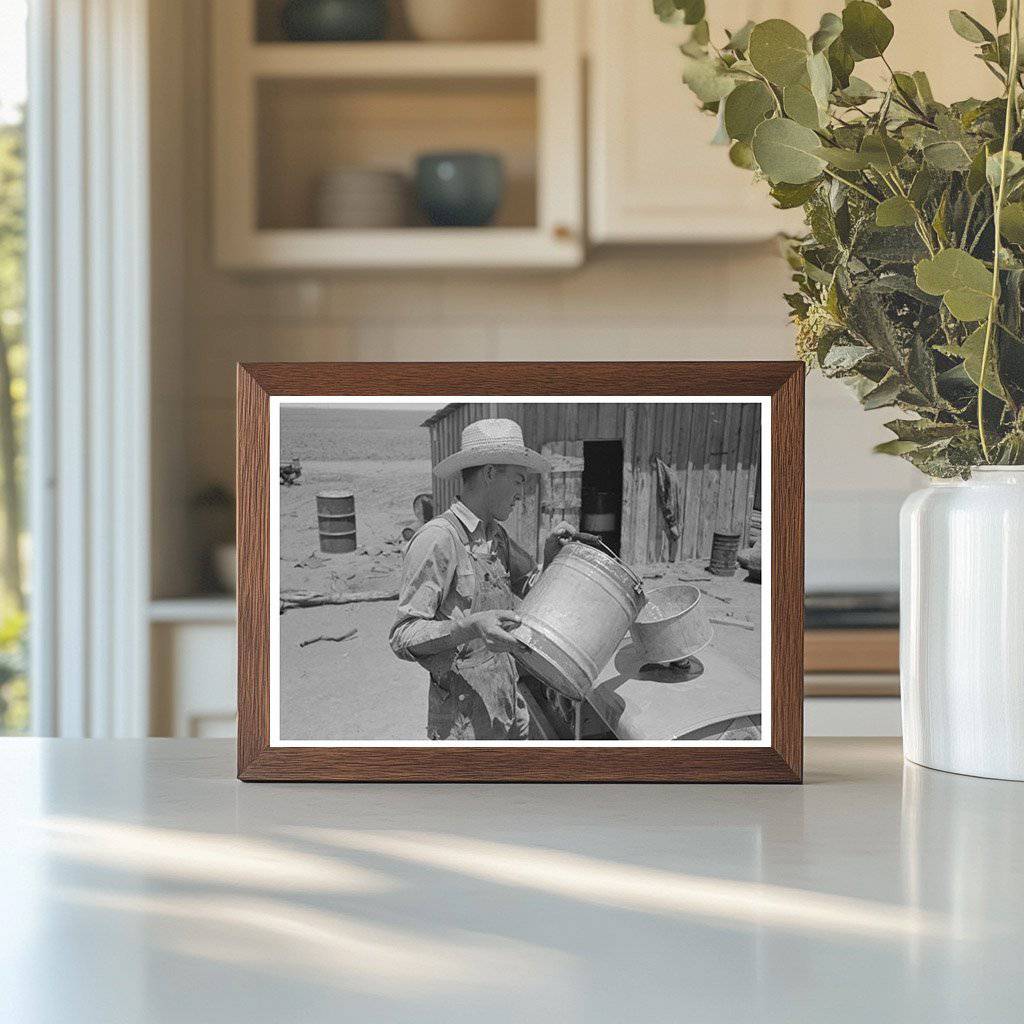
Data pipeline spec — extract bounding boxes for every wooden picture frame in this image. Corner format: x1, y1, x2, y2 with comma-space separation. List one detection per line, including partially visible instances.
237, 362, 804, 782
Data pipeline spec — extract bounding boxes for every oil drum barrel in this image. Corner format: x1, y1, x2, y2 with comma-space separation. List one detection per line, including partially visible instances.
317, 491, 356, 553
581, 489, 618, 534
707, 531, 741, 577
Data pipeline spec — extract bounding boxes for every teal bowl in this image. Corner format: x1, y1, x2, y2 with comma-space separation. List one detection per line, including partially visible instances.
415, 152, 505, 228
281, 0, 388, 42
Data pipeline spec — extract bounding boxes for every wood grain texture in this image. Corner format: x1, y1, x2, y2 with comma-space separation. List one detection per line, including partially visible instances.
236, 361, 804, 783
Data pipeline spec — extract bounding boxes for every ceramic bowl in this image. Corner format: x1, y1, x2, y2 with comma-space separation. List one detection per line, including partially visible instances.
414, 152, 504, 228
403, 0, 534, 42
281, 0, 388, 42
314, 168, 409, 228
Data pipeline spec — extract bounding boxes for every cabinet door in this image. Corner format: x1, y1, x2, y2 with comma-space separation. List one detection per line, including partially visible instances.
588, 1, 1003, 245
588, 1, 814, 243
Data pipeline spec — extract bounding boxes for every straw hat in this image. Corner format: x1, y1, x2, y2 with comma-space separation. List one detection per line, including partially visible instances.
434, 418, 550, 480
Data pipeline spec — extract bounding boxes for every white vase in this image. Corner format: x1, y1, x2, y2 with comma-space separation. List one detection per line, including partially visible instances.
900, 467, 1024, 781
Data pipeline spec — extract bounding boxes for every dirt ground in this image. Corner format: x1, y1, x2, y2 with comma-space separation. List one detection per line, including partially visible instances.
277, 460, 763, 741
279, 458, 431, 597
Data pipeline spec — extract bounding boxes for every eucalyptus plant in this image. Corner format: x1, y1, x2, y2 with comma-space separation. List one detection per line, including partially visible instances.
658, 0, 1024, 475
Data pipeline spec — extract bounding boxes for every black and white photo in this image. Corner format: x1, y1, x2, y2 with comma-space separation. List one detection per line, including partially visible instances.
270, 397, 769, 746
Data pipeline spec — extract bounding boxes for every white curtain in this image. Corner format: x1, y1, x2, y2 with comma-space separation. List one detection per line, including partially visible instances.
28, 0, 150, 736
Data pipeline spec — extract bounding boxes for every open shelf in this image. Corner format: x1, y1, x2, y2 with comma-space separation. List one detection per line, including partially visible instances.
257, 76, 537, 232
254, 0, 538, 45
249, 42, 544, 77
213, 0, 582, 268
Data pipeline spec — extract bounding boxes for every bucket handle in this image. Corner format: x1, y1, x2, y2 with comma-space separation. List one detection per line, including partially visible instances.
577, 532, 646, 595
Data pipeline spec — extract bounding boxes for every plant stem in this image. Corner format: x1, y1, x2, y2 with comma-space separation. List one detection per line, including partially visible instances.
880, 54, 929, 119
979, 0, 1021, 462
873, 167, 937, 254
751, 69, 783, 116
821, 167, 879, 203
996, 317, 1024, 344
968, 212, 994, 253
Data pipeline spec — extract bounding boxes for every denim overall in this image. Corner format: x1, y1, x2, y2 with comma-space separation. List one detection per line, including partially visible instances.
426, 510, 530, 741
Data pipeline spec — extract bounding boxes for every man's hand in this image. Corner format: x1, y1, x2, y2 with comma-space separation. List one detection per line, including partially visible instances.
543, 520, 579, 568
453, 609, 524, 653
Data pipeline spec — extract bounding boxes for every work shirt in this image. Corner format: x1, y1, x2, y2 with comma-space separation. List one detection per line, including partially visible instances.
389, 499, 541, 663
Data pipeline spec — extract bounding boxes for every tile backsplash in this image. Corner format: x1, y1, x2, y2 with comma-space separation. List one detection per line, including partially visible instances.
174, 247, 917, 594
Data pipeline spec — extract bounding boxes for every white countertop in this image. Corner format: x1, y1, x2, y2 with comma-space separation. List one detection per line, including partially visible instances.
2, 738, 1022, 1023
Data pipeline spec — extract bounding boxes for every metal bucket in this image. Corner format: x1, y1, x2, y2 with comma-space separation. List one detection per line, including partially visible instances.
629, 584, 713, 664
317, 491, 356, 553
511, 541, 646, 700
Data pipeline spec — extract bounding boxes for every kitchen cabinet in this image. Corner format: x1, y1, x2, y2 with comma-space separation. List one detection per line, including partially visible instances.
587, 0, 999, 244
211, 0, 583, 269
587, 1, 812, 243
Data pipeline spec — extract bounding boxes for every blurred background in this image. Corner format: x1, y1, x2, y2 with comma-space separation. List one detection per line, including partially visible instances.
0, 0, 999, 740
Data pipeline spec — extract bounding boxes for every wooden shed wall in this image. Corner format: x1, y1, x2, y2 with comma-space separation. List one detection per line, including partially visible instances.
427, 402, 759, 563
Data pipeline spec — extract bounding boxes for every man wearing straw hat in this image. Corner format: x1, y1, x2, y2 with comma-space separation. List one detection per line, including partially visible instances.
390, 418, 576, 741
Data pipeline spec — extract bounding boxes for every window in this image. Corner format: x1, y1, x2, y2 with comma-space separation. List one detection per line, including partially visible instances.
0, 0, 28, 734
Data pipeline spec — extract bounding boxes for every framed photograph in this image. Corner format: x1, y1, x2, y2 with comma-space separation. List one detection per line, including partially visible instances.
237, 362, 804, 782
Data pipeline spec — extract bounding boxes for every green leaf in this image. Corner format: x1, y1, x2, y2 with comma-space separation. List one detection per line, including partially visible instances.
681, 55, 737, 103
932, 190, 950, 246
752, 117, 827, 184
723, 81, 775, 143
855, 226, 929, 263
959, 324, 1007, 398
770, 179, 820, 209
994, 0, 1008, 24
842, 1, 894, 60
822, 342, 874, 373
986, 150, 1024, 190
810, 12, 843, 54
948, 10, 993, 44
885, 418, 963, 443
783, 83, 822, 129
967, 142, 993, 193
915, 249, 994, 321
835, 76, 878, 106
748, 19, 810, 87
1000, 202, 1024, 242
908, 335, 940, 403
875, 196, 918, 228
827, 35, 855, 89
710, 108, 731, 145
654, 0, 705, 25
923, 141, 973, 171
860, 133, 905, 173
814, 145, 872, 170
874, 439, 921, 455
689, 20, 710, 46
909, 165, 936, 205
912, 71, 935, 105
681, 0, 705, 25
728, 140, 758, 169
862, 374, 902, 409
847, 284, 908, 371
653, 0, 677, 23
724, 20, 755, 53
892, 72, 919, 101
807, 51, 833, 110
